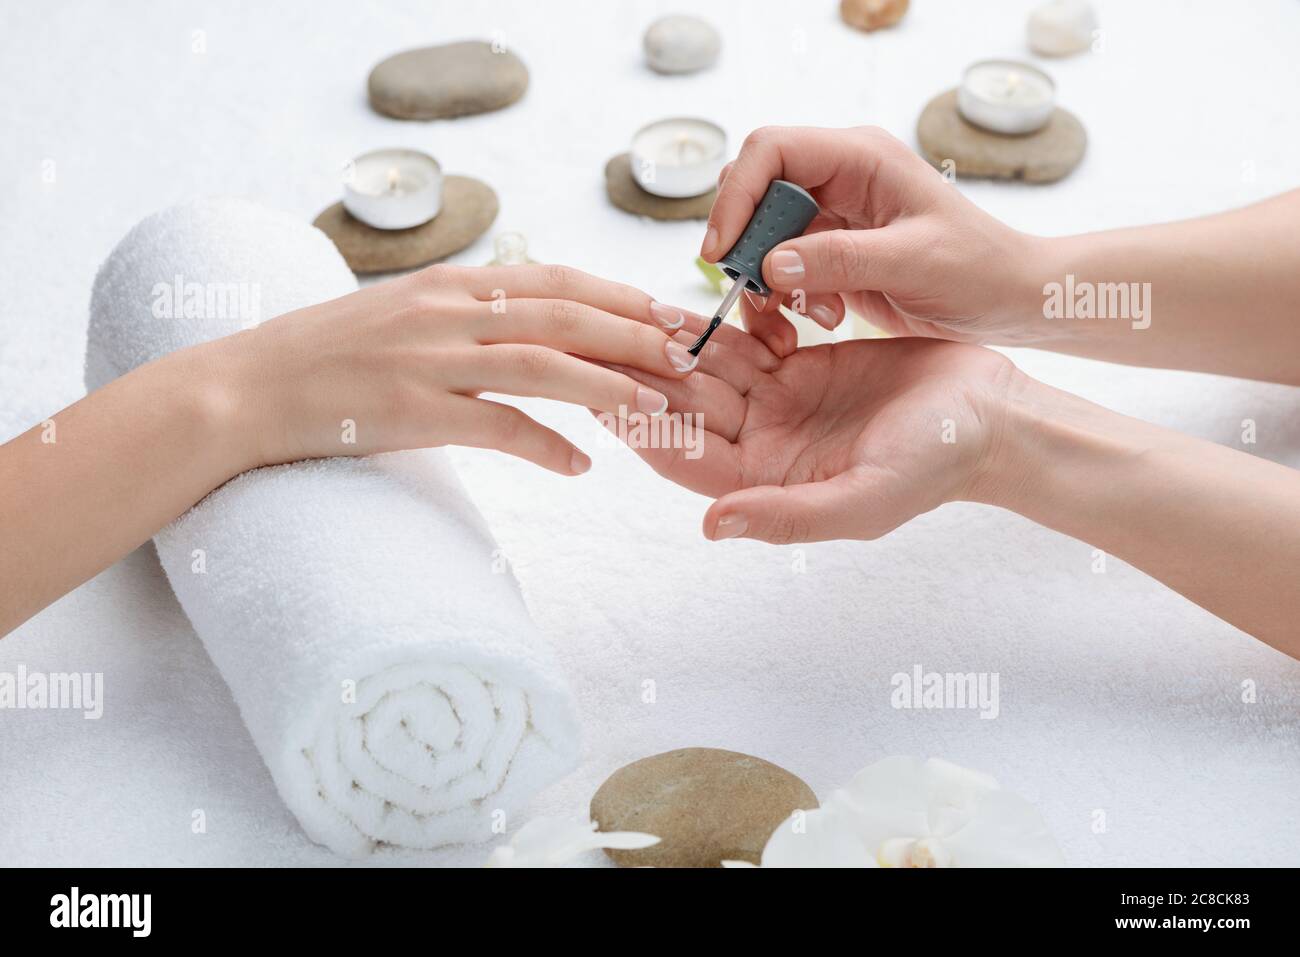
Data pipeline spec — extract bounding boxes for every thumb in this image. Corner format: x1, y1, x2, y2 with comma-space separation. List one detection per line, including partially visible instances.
763, 227, 903, 295
704, 470, 894, 545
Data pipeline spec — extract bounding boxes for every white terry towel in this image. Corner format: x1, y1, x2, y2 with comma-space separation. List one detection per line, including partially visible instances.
85, 199, 579, 856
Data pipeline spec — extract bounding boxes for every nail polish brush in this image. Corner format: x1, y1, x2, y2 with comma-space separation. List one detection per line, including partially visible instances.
688, 179, 820, 355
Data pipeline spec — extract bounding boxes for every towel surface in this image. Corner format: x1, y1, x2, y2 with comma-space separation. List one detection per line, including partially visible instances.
83, 199, 578, 855
2, 0, 1299, 868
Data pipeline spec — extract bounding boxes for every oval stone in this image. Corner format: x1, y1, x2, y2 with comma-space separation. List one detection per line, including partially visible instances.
916, 88, 1087, 184
591, 747, 818, 867
368, 41, 528, 120
313, 175, 498, 274
840, 0, 910, 32
604, 153, 714, 221
643, 14, 720, 75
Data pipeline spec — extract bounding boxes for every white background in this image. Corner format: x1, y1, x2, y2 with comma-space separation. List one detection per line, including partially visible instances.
2, 0, 1299, 866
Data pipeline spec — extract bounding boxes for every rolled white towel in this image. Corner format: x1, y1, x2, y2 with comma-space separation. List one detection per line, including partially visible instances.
86, 199, 579, 856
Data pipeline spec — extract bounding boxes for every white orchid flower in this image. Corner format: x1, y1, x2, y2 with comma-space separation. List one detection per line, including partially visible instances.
484, 816, 659, 868
749, 756, 1063, 868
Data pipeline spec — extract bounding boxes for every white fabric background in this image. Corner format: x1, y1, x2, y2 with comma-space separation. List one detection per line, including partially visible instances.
1, 0, 1298, 867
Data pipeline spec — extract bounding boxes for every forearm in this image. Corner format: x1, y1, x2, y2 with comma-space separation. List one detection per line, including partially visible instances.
1021, 190, 1300, 383
974, 374, 1300, 656
0, 341, 253, 636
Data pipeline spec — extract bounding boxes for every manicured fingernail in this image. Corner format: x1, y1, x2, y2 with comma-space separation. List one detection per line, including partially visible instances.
650, 301, 685, 330
666, 340, 699, 373
770, 250, 805, 278
744, 289, 768, 310
701, 224, 719, 257
636, 385, 669, 416
713, 514, 748, 540
570, 450, 591, 475
810, 304, 838, 330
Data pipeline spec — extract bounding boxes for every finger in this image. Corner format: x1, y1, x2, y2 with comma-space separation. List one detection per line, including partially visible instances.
436, 263, 656, 322
446, 344, 669, 418
739, 295, 797, 358
591, 409, 743, 499
703, 469, 901, 544
702, 125, 867, 261
440, 395, 590, 476
667, 305, 781, 374
645, 309, 770, 395
800, 293, 846, 331
478, 298, 698, 378
762, 226, 906, 295
602, 361, 746, 441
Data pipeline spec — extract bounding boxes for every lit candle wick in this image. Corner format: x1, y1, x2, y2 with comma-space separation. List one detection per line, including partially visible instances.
386, 167, 400, 193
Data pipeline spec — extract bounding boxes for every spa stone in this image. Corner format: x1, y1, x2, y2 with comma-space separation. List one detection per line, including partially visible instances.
1027, 0, 1098, 57
605, 153, 715, 221
916, 88, 1086, 184
591, 747, 818, 867
840, 0, 910, 32
313, 175, 498, 274
368, 41, 528, 120
643, 14, 720, 74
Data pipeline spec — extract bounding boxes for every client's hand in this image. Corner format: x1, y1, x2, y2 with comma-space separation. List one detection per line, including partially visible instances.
604, 314, 1017, 543
216, 264, 705, 475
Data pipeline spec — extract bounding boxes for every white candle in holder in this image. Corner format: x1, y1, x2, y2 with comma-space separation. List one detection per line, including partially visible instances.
343, 148, 443, 230
957, 60, 1056, 135
630, 118, 727, 199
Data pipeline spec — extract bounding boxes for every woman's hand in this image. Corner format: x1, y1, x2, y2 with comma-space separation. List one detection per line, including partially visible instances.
701, 126, 1061, 356
601, 311, 1018, 543
217, 263, 708, 475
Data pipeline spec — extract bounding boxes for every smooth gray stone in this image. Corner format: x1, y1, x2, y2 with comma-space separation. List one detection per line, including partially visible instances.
368, 41, 528, 120
643, 14, 720, 74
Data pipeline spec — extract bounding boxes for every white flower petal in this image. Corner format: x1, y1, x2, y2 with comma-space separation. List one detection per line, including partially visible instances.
921, 757, 1000, 839
760, 803, 879, 868
839, 756, 934, 848
484, 817, 659, 867
941, 789, 1065, 867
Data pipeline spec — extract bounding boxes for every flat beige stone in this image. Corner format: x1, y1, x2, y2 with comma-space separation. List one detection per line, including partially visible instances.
368, 41, 528, 120
916, 87, 1086, 184
313, 175, 498, 274
604, 153, 715, 221
590, 747, 818, 867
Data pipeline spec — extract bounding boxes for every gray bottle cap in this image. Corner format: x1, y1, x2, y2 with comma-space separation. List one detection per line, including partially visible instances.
717, 180, 820, 297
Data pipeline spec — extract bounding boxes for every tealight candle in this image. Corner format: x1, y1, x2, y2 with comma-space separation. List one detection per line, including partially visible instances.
342, 148, 443, 230
630, 118, 727, 199
957, 60, 1056, 135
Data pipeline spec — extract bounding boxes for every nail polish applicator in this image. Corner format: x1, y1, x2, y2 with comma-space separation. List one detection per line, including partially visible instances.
688, 179, 821, 355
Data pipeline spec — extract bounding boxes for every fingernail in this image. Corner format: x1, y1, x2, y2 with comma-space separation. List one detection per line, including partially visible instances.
636, 385, 669, 416
810, 304, 838, 330
570, 450, 591, 475
666, 340, 699, 373
701, 224, 719, 257
650, 301, 685, 330
744, 289, 768, 310
713, 514, 748, 540
770, 250, 805, 278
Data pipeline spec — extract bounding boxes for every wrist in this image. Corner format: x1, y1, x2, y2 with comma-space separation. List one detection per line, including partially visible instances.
1001, 232, 1092, 349
962, 371, 1149, 517
161, 332, 269, 478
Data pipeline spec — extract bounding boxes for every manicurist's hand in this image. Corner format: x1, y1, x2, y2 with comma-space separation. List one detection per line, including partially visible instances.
0, 263, 705, 636
221, 263, 703, 475
611, 312, 1300, 656
701, 125, 1051, 356
707, 125, 1300, 386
